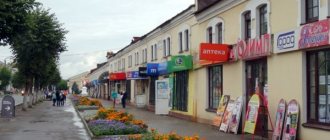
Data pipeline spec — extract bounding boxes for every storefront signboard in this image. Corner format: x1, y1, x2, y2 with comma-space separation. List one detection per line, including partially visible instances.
236, 34, 272, 60
213, 95, 230, 127
158, 61, 168, 75
199, 43, 230, 64
228, 96, 243, 134
274, 30, 299, 53
109, 72, 126, 80
282, 100, 299, 140
299, 19, 330, 49
1, 95, 15, 118
167, 55, 193, 73
220, 100, 235, 132
126, 71, 148, 80
272, 99, 286, 140
244, 94, 261, 134
138, 67, 147, 77
229, 45, 239, 62
147, 63, 159, 76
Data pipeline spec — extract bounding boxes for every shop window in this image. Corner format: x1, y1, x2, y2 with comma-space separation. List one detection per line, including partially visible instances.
216, 23, 223, 44
306, 0, 319, 22
244, 11, 251, 40
149, 77, 157, 105
207, 27, 213, 43
307, 50, 330, 124
208, 65, 223, 110
173, 71, 189, 112
259, 5, 268, 36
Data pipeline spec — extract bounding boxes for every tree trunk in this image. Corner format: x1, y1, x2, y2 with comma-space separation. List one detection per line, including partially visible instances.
22, 81, 29, 111
28, 80, 33, 108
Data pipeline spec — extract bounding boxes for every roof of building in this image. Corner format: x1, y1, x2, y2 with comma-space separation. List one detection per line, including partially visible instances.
195, 0, 221, 14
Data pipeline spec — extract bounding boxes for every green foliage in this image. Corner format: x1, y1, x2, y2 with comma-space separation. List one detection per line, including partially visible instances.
11, 70, 25, 89
72, 82, 80, 94
0, 67, 12, 90
57, 79, 68, 90
0, 0, 38, 45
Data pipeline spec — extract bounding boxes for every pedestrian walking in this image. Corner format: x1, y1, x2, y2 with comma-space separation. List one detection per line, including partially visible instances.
111, 90, 118, 108
56, 90, 61, 107
52, 92, 57, 106
121, 90, 127, 108
60, 92, 64, 106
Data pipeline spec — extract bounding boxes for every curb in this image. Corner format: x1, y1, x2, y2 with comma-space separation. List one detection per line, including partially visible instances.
71, 99, 95, 139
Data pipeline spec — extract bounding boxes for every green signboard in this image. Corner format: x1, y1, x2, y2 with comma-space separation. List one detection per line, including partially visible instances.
167, 55, 193, 73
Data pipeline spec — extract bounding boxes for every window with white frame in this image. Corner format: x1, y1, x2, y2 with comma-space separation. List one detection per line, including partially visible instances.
142, 49, 145, 63
118, 60, 121, 71
163, 39, 166, 57
128, 55, 132, 67
259, 5, 268, 36
136, 52, 139, 65
167, 37, 171, 56
144, 48, 147, 63
207, 27, 213, 43
306, 0, 319, 22
122, 58, 125, 70
151, 45, 154, 61
184, 29, 189, 51
154, 44, 157, 60
243, 11, 251, 40
110, 64, 113, 72
216, 23, 223, 44
179, 32, 183, 52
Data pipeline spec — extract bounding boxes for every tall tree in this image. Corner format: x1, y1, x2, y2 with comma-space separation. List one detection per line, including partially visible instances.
57, 80, 68, 90
0, 67, 11, 90
11, 7, 67, 110
0, 0, 37, 45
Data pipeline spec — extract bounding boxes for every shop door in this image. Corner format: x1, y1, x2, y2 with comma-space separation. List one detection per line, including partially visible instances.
149, 77, 157, 105
126, 80, 131, 101
173, 71, 189, 112
245, 58, 268, 137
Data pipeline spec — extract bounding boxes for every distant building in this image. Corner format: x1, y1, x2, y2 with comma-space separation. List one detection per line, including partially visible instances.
67, 71, 89, 94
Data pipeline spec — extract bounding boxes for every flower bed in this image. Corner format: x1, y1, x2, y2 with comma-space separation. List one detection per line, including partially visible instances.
78, 96, 103, 107
88, 120, 147, 136
86, 107, 148, 137
129, 129, 201, 140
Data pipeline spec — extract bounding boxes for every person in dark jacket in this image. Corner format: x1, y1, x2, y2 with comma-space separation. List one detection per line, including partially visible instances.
121, 90, 127, 108
56, 90, 61, 107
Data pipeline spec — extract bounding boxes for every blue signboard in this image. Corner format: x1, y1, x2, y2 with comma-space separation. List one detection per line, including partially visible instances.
126, 71, 148, 80
158, 62, 168, 75
147, 63, 159, 76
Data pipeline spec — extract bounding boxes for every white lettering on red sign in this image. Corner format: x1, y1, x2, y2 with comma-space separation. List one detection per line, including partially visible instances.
236, 34, 272, 60
202, 49, 226, 55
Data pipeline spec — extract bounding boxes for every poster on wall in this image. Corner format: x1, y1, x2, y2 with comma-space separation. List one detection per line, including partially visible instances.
220, 100, 235, 132
213, 95, 230, 127
244, 94, 261, 134
228, 96, 243, 134
155, 79, 171, 115
282, 100, 299, 140
272, 99, 287, 140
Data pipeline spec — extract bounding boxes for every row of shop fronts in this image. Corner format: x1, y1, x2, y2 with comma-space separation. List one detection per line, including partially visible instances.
83, 0, 330, 139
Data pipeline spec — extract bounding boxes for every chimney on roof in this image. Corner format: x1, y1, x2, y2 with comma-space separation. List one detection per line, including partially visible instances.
106, 51, 115, 59
131, 36, 141, 44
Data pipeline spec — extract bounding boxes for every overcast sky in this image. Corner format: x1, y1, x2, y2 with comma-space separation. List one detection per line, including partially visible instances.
0, 0, 194, 79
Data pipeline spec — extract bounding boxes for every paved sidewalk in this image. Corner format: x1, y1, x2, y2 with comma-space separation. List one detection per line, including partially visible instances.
0, 100, 89, 140
98, 99, 245, 140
